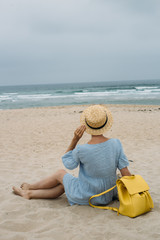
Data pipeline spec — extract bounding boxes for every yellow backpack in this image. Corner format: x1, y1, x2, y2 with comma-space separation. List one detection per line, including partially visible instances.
89, 175, 154, 218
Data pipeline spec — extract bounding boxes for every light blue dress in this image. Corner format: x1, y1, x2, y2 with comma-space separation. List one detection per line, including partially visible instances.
62, 138, 129, 206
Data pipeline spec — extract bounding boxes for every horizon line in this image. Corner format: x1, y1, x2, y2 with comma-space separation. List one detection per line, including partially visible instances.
0, 78, 160, 87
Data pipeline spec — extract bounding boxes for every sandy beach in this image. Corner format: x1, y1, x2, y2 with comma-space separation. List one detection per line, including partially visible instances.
0, 104, 160, 240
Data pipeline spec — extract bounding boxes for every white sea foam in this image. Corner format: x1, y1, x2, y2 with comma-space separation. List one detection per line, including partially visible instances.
135, 86, 158, 90
17, 94, 75, 100
75, 89, 137, 97
0, 95, 12, 101
17, 94, 53, 100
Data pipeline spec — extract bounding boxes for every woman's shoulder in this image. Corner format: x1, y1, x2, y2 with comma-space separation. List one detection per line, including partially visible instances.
108, 138, 122, 147
109, 138, 121, 144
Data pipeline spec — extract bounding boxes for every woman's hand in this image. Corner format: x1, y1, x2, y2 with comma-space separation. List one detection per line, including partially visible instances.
74, 125, 86, 141
65, 125, 86, 153
120, 167, 132, 176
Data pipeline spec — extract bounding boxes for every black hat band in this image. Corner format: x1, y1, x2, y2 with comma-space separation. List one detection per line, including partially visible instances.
85, 115, 108, 130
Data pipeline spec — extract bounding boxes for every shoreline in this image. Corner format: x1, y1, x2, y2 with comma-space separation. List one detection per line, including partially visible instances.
0, 103, 160, 111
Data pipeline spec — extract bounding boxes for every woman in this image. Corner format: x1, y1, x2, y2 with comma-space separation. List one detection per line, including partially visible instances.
13, 105, 131, 205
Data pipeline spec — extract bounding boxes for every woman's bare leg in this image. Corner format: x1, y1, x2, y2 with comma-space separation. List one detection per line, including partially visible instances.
12, 169, 67, 199
13, 184, 64, 199
21, 169, 66, 190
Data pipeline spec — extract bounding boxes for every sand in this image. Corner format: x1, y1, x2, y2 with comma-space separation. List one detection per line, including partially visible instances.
0, 104, 160, 240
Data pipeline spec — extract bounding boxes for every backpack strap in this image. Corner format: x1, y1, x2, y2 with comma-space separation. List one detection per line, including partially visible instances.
89, 185, 119, 214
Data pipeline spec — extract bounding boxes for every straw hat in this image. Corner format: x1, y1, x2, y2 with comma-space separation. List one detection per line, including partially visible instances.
80, 105, 113, 135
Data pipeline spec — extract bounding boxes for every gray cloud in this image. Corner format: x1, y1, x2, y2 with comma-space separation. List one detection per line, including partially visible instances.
0, 0, 160, 85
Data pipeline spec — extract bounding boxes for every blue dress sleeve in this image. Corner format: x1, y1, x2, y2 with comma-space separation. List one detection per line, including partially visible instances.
117, 140, 129, 170
62, 146, 80, 170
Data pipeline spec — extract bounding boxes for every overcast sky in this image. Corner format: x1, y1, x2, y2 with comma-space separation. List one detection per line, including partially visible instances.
0, 0, 160, 86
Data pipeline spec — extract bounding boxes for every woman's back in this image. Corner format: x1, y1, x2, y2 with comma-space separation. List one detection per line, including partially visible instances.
78, 139, 121, 178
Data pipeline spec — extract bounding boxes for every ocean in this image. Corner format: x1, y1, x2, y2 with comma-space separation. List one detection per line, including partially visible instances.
0, 80, 160, 110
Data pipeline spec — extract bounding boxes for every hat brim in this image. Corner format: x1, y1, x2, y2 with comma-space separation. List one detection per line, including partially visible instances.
80, 105, 113, 135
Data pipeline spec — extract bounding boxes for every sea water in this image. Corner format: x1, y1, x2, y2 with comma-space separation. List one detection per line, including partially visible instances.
0, 80, 160, 110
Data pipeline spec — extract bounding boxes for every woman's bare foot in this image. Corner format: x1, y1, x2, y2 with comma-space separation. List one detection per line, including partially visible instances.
21, 183, 31, 190
12, 186, 31, 199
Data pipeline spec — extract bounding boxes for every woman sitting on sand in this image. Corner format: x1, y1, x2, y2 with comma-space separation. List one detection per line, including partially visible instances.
13, 105, 131, 205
